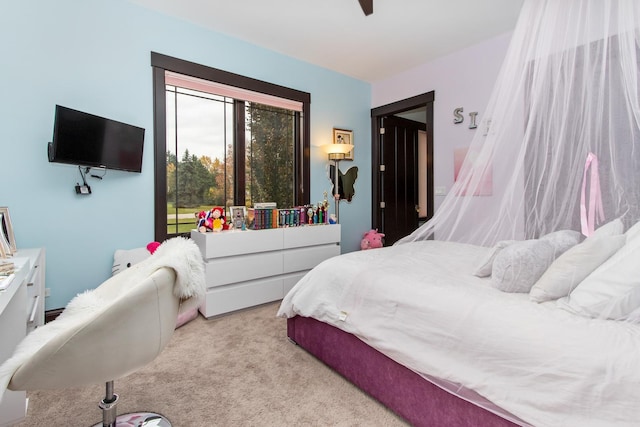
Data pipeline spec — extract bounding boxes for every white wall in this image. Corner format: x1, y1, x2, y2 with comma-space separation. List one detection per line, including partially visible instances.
372, 32, 513, 212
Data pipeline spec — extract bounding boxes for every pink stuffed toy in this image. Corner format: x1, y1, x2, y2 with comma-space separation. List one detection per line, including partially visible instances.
360, 229, 385, 250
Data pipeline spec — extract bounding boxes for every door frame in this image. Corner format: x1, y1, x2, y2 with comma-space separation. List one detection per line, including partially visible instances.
370, 91, 435, 232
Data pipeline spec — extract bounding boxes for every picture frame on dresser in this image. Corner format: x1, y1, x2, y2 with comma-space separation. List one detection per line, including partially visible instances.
230, 206, 246, 229
0, 229, 7, 258
0, 207, 16, 254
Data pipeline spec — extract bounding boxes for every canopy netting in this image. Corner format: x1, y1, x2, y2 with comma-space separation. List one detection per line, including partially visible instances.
398, 0, 640, 246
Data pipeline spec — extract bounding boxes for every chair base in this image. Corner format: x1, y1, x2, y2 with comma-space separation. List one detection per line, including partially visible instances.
92, 411, 171, 427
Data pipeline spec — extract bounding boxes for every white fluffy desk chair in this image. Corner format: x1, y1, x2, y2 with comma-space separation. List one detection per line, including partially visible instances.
0, 237, 205, 426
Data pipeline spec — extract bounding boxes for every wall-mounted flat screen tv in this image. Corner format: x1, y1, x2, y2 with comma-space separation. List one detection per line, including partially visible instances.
48, 105, 145, 173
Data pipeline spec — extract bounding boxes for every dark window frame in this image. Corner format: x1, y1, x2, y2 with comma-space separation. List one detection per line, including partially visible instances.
151, 52, 311, 241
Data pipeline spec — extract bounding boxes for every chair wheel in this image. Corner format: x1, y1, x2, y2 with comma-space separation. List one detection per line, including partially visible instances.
92, 412, 171, 427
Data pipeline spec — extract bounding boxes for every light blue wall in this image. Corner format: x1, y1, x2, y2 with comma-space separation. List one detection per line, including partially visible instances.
1, 0, 371, 309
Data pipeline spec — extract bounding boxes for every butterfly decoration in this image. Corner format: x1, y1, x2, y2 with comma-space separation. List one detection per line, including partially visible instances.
329, 165, 359, 202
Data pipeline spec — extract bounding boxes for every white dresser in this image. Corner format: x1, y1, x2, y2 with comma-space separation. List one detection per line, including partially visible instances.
191, 225, 340, 317
0, 248, 45, 427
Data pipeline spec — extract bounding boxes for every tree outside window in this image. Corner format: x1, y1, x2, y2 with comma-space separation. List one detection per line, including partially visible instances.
151, 53, 310, 241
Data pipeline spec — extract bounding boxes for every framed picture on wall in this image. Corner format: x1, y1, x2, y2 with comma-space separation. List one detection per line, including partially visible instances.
0, 207, 16, 254
333, 128, 354, 161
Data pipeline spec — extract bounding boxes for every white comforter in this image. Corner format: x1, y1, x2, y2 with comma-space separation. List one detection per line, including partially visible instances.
277, 240, 640, 427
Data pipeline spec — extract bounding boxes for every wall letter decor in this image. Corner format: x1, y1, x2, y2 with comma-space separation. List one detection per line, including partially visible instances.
453, 108, 480, 129
468, 112, 478, 129
453, 107, 464, 124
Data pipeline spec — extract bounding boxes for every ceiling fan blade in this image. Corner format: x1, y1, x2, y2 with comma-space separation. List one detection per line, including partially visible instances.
358, 0, 373, 16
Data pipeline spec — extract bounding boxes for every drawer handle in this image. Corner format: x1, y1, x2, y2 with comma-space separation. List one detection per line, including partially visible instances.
26, 266, 38, 285
28, 295, 40, 324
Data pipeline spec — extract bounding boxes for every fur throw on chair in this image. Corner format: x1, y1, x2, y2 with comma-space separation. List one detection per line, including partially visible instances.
0, 237, 205, 403
137, 236, 206, 300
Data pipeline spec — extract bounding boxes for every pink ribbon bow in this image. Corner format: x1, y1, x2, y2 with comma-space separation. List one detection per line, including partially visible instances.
580, 152, 604, 237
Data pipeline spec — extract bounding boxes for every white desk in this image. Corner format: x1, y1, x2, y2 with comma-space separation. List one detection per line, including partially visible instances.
0, 248, 45, 427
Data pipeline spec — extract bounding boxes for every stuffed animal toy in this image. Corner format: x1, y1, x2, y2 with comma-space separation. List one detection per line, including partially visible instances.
360, 229, 385, 250
196, 210, 213, 233
196, 207, 229, 232
210, 206, 227, 232
111, 242, 160, 275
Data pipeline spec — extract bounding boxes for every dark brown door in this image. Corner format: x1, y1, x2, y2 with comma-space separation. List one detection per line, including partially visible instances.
378, 116, 421, 245
371, 92, 434, 246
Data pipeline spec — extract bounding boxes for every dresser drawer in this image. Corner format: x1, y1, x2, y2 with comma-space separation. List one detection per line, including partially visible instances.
204, 251, 283, 287
283, 224, 341, 248
283, 272, 307, 296
200, 277, 283, 317
193, 228, 282, 259
192, 225, 340, 317
283, 244, 340, 273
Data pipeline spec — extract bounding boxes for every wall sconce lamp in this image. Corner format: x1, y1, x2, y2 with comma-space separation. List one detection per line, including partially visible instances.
326, 143, 354, 223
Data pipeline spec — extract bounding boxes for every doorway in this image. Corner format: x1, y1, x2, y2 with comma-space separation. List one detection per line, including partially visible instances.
371, 92, 434, 246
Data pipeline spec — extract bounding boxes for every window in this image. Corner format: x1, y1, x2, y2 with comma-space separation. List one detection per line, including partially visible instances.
151, 53, 311, 241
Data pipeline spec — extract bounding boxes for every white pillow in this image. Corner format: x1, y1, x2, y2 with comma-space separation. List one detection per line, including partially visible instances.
529, 234, 626, 303
560, 232, 640, 317
473, 240, 515, 277
625, 219, 640, 242
594, 284, 640, 320
593, 217, 624, 237
491, 239, 556, 293
625, 304, 640, 323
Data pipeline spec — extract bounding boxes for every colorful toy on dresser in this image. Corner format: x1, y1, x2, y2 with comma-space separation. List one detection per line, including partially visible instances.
247, 204, 334, 229
277, 204, 331, 228
196, 207, 229, 233
196, 191, 337, 232
251, 192, 334, 229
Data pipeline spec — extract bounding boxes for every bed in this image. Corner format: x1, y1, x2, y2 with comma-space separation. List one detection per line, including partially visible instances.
277, 224, 640, 427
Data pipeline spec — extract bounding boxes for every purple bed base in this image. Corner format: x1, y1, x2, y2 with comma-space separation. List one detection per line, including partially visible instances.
287, 316, 520, 427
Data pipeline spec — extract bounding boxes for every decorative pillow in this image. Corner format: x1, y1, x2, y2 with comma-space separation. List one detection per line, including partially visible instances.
592, 217, 624, 238
529, 234, 626, 303
473, 240, 515, 277
539, 229, 583, 257
112, 247, 152, 275
559, 232, 640, 318
491, 239, 556, 293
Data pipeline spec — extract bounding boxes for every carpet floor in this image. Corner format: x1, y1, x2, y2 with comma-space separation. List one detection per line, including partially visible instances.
16, 301, 408, 426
